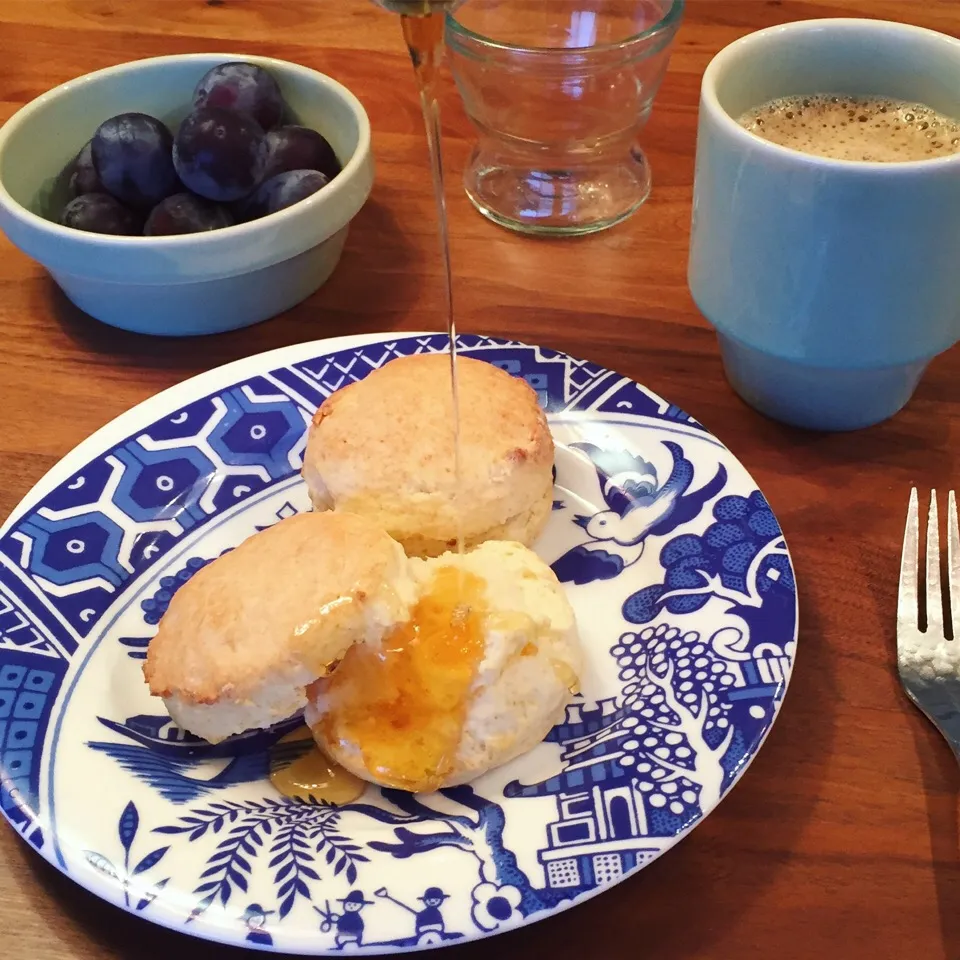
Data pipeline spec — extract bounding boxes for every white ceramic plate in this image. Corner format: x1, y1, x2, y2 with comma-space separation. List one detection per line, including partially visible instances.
0, 332, 797, 954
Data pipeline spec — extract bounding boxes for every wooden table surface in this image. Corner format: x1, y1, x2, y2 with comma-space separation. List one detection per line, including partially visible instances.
2, 1, 959, 958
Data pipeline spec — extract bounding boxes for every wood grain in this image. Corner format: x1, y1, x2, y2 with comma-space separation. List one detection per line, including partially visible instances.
1, 2, 959, 958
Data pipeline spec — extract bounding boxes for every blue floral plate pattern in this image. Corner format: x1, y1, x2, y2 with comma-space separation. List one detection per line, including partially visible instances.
0, 333, 797, 954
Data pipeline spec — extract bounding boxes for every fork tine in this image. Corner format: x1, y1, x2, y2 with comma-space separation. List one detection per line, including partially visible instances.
926, 490, 944, 635
899, 487, 920, 632
948, 490, 959, 641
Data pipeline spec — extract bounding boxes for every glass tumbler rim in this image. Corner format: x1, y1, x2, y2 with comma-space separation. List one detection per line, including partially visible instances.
445, 0, 684, 59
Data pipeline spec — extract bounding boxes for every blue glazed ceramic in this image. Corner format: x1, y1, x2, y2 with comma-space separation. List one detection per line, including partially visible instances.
688, 19, 960, 430
0, 54, 373, 336
0, 333, 797, 954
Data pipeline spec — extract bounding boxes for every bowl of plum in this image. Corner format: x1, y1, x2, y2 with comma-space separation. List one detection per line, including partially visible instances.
0, 54, 373, 336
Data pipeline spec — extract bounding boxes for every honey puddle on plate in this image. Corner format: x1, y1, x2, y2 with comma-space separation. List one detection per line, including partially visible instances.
312, 566, 487, 793
270, 726, 365, 805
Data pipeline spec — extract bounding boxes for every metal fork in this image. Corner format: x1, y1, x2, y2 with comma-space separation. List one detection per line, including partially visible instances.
898, 488, 960, 762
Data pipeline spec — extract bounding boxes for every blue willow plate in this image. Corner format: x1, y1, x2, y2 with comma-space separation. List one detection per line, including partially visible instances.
0, 333, 797, 954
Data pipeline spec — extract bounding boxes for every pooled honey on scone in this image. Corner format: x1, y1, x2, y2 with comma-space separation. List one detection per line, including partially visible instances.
312, 566, 487, 792
307, 540, 582, 790
269, 726, 365, 805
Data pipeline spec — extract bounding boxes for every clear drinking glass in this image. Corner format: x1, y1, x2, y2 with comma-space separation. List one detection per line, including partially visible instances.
446, 0, 684, 235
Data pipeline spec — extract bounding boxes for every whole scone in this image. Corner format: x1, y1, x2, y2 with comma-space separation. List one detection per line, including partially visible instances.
305, 540, 582, 792
143, 511, 416, 744
301, 354, 554, 557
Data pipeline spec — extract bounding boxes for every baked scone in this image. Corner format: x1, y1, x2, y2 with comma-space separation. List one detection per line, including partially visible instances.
143, 512, 416, 744
304, 540, 582, 792
301, 354, 554, 557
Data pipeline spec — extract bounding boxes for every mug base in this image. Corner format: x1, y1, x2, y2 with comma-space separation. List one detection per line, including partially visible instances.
717, 334, 929, 431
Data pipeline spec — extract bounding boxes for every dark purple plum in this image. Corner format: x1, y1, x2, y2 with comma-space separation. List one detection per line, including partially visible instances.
144, 192, 234, 235
263, 125, 341, 181
59, 193, 141, 235
173, 107, 269, 203
68, 141, 104, 197
91, 113, 180, 209
238, 169, 329, 221
192, 61, 284, 131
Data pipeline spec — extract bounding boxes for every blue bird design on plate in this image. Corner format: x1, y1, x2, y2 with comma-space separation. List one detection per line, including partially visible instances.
87, 714, 309, 804
552, 441, 728, 586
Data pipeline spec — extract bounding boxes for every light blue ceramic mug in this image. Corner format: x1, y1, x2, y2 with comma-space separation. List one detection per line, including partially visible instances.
688, 18, 960, 431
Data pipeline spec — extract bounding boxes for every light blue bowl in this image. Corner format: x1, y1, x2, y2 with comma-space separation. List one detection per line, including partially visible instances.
0, 54, 374, 337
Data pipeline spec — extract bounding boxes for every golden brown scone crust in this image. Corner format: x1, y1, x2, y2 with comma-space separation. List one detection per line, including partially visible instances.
301, 354, 554, 557
143, 511, 415, 742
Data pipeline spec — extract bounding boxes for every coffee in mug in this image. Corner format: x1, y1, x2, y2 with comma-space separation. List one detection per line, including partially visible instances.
738, 94, 960, 162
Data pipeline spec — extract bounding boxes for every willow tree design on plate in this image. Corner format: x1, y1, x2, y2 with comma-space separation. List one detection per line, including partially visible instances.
611, 625, 746, 820
504, 621, 752, 850
153, 799, 369, 920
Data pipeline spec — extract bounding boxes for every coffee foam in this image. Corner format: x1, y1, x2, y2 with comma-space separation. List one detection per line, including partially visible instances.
737, 94, 960, 162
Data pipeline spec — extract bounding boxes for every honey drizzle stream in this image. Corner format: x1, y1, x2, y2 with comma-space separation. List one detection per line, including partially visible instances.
401, 12, 464, 558
272, 11, 473, 807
